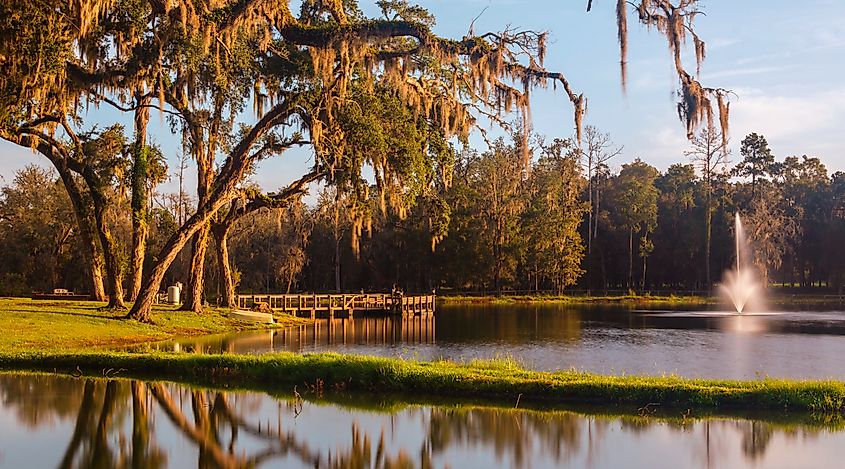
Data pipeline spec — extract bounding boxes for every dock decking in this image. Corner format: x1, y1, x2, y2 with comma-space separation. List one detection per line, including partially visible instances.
235, 293, 435, 318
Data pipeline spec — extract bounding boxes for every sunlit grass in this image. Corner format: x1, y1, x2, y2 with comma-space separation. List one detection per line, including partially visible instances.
0, 297, 307, 353
2, 350, 845, 413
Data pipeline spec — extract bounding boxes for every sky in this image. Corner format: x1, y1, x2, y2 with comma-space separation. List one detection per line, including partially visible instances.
2, 0, 844, 195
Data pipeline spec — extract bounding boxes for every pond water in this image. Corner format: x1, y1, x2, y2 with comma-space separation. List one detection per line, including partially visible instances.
147, 303, 845, 380
1, 372, 843, 469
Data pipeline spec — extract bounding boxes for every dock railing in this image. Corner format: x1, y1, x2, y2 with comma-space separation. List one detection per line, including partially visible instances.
235, 293, 435, 316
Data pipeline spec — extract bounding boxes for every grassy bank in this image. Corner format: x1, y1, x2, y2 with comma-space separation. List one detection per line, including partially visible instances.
2, 350, 845, 413
0, 297, 307, 353
439, 293, 845, 307
439, 294, 713, 306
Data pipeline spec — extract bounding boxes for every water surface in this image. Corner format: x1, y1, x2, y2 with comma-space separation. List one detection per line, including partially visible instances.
147, 303, 845, 379
1, 373, 843, 469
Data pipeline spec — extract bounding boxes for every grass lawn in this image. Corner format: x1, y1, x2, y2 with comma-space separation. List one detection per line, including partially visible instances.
0, 297, 307, 353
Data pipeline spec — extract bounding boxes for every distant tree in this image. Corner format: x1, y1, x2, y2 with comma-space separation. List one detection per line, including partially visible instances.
0, 166, 77, 295
472, 139, 526, 291
743, 185, 801, 286
608, 159, 660, 289
229, 202, 313, 295
581, 126, 622, 256
654, 164, 699, 288
776, 155, 830, 287
685, 125, 729, 286
734, 133, 775, 200
274, 203, 312, 294
522, 138, 588, 292
827, 172, 845, 292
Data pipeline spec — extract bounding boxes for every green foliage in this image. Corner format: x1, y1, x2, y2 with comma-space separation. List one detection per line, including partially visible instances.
228, 202, 312, 294
0, 166, 79, 294
610, 159, 660, 236
377, 0, 436, 25
441, 138, 526, 290
522, 139, 587, 291
734, 133, 776, 196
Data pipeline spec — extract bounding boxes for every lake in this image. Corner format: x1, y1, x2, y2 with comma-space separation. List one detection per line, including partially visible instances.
1, 373, 843, 469
145, 303, 845, 380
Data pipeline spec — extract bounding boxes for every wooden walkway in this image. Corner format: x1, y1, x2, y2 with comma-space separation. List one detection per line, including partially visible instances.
235, 293, 435, 318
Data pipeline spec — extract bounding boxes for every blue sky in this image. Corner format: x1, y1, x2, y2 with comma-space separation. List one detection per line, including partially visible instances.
2, 0, 844, 195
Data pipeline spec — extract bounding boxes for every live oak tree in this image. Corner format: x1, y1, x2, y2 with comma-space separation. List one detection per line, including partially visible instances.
212, 174, 320, 307
0, 0, 730, 322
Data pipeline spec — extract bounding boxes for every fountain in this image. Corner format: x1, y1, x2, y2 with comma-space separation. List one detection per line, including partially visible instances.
719, 213, 763, 314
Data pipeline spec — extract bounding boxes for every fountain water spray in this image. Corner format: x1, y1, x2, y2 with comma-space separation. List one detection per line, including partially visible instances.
718, 213, 763, 314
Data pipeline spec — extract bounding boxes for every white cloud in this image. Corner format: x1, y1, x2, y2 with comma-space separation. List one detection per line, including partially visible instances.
702, 65, 794, 81
615, 85, 845, 174
729, 86, 845, 140
707, 37, 740, 50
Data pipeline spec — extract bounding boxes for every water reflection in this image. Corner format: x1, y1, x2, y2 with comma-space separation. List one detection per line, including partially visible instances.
148, 315, 436, 355
141, 305, 845, 380
1, 373, 844, 468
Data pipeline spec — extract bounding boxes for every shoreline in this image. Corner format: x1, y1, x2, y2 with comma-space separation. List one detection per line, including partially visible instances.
3, 369, 842, 431
438, 293, 845, 306
439, 294, 713, 306
1, 351, 844, 414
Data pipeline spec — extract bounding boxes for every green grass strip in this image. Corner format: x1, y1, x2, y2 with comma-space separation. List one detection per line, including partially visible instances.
2, 351, 844, 413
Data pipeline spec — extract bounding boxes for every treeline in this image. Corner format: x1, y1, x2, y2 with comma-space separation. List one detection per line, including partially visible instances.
3, 128, 844, 298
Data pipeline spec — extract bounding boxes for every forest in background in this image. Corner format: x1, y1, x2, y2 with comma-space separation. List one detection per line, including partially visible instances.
3, 126, 842, 299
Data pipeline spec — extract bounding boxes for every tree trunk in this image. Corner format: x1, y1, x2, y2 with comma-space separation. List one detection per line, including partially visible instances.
56, 169, 107, 301
128, 188, 236, 322
641, 233, 648, 290
179, 133, 215, 312
179, 226, 209, 312
95, 206, 126, 309
87, 182, 126, 309
212, 223, 236, 308
628, 228, 634, 290
127, 98, 300, 322
0, 131, 109, 300
129, 93, 151, 302
705, 190, 712, 289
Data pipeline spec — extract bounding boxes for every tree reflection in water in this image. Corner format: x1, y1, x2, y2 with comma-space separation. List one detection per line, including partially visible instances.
0, 374, 835, 468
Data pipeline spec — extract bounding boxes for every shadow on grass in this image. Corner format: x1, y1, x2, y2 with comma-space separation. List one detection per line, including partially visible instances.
6, 307, 128, 322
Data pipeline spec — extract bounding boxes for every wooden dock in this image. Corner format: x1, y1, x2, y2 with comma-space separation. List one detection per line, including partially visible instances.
234, 293, 435, 318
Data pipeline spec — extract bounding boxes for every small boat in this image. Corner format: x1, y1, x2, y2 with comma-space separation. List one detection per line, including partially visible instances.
229, 309, 275, 324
